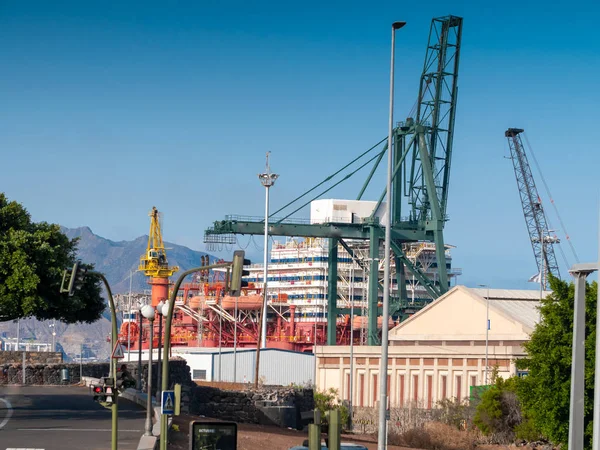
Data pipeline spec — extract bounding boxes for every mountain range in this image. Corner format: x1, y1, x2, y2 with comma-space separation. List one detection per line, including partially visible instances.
0, 227, 212, 361
63, 226, 212, 294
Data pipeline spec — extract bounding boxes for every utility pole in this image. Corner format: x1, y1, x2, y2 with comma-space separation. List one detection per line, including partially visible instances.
378, 20, 406, 450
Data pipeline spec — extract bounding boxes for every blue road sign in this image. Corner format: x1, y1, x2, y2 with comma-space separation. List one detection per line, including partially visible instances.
162, 390, 175, 415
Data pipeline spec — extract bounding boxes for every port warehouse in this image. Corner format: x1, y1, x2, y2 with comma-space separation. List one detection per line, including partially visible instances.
315, 286, 546, 408
125, 347, 315, 385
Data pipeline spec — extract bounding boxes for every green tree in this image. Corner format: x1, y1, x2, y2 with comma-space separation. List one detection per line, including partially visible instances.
473, 370, 526, 441
516, 276, 597, 449
0, 193, 104, 323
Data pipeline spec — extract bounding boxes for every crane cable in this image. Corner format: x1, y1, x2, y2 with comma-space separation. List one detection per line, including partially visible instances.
522, 132, 580, 264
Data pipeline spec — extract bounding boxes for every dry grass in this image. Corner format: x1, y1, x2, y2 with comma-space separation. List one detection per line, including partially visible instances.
389, 422, 478, 450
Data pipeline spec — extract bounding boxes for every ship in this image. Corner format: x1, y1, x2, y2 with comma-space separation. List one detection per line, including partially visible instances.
117, 237, 461, 353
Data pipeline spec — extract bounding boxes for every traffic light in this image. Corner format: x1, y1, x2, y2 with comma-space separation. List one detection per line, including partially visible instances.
60, 260, 88, 296
91, 377, 116, 408
230, 250, 250, 297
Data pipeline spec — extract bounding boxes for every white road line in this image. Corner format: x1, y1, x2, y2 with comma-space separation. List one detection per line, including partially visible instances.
0, 398, 13, 430
17, 428, 141, 432
6, 448, 45, 450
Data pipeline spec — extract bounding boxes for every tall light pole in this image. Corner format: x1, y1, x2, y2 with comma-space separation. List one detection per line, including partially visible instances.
127, 270, 133, 362
378, 20, 406, 450
258, 152, 278, 348
155, 300, 164, 402
479, 284, 490, 384
141, 304, 155, 437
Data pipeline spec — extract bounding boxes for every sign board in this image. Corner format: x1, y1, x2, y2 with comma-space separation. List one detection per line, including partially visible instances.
162, 390, 175, 415
111, 342, 124, 359
189, 421, 237, 450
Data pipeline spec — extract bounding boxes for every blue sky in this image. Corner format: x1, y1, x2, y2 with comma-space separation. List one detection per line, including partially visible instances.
1, 0, 599, 289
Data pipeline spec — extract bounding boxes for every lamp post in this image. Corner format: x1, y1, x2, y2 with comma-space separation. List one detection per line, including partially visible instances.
479, 284, 490, 384
127, 270, 133, 362
378, 20, 406, 450
155, 300, 164, 402
258, 152, 278, 348
50, 320, 56, 353
137, 303, 143, 391
141, 304, 155, 437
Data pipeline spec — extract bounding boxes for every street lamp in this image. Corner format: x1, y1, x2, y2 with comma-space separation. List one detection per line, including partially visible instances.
258, 151, 278, 348
378, 20, 406, 450
49, 320, 56, 353
479, 284, 490, 385
141, 304, 155, 437
155, 300, 165, 402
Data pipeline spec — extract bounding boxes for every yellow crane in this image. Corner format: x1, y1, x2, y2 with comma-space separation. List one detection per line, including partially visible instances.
138, 206, 179, 278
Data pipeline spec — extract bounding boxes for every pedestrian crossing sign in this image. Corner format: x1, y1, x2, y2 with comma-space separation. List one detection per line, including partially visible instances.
162, 390, 175, 415
111, 342, 124, 359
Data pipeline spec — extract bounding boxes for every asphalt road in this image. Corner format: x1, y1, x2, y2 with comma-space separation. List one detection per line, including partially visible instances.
0, 385, 145, 450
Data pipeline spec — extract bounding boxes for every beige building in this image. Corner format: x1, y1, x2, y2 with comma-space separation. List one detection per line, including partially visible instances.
315, 286, 549, 409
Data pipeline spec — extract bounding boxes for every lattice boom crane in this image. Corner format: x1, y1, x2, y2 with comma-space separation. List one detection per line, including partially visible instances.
139, 206, 179, 278
505, 128, 560, 289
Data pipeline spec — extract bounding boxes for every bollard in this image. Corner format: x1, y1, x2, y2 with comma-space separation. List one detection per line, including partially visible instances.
22, 352, 26, 385
308, 424, 321, 450
328, 409, 341, 450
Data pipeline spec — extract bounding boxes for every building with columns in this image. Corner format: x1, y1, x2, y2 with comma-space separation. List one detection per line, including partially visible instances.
315, 286, 549, 408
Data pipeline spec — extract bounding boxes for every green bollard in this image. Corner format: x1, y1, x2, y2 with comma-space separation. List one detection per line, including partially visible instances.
308, 423, 321, 450
328, 409, 341, 450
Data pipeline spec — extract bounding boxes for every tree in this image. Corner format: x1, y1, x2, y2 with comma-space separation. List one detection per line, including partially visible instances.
0, 193, 105, 323
473, 370, 528, 442
516, 275, 598, 449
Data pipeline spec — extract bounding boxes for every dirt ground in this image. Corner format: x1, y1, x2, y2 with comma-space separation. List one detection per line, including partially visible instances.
168, 413, 412, 450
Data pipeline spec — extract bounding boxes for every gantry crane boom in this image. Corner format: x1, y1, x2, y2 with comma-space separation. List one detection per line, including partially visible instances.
138, 206, 179, 278
505, 128, 560, 289
205, 16, 463, 345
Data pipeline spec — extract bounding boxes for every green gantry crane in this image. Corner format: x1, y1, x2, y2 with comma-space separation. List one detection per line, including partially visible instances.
205, 15, 463, 345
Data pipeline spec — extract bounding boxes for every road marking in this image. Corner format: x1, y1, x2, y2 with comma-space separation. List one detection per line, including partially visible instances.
6, 448, 45, 450
17, 428, 141, 432
0, 398, 13, 430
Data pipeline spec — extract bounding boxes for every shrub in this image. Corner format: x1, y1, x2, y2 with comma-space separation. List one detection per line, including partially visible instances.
314, 388, 349, 429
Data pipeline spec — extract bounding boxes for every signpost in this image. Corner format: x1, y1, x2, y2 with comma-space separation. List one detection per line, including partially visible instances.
161, 390, 175, 415
111, 342, 124, 360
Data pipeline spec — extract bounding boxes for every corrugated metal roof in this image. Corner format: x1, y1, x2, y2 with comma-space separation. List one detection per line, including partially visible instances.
468, 287, 546, 330
468, 288, 551, 300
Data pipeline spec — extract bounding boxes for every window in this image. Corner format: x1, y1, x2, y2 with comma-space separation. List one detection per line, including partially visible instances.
346, 373, 350, 401
386, 374, 391, 409
456, 375, 462, 400
470, 375, 477, 388
192, 369, 207, 381
427, 375, 433, 409
359, 374, 365, 407
399, 374, 405, 406
413, 374, 419, 404
373, 374, 378, 407
441, 375, 447, 400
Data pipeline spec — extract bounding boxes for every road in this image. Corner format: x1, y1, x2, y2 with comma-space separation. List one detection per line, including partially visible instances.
0, 385, 145, 450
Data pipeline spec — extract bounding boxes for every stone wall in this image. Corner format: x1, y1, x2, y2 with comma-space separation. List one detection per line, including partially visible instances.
0, 357, 193, 389
0, 351, 63, 365
190, 385, 314, 426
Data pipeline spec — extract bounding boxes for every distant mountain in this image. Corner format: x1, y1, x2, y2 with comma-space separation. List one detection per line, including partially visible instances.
63, 226, 213, 294
0, 227, 214, 362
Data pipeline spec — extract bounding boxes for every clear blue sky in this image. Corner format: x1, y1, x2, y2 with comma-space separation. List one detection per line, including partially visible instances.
2, 0, 599, 289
